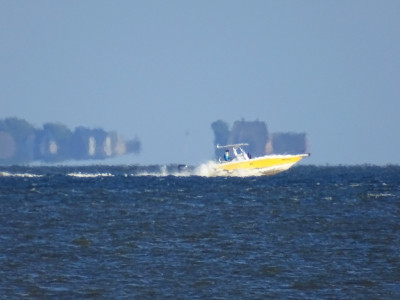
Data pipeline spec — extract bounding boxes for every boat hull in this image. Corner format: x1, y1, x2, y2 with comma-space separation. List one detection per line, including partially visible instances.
217, 154, 309, 176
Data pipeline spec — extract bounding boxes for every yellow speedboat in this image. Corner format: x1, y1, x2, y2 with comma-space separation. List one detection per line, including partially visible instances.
217, 143, 310, 176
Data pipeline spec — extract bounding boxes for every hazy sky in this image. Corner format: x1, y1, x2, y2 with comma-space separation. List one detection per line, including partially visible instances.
1, 1, 399, 165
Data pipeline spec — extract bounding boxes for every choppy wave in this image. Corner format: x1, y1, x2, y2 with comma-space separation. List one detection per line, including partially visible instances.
367, 193, 395, 198
67, 172, 114, 178
0, 171, 43, 178
1, 164, 399, 299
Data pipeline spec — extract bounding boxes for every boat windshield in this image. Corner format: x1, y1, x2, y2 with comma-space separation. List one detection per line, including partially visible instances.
232, 147, 249, 161
217, 143, 250, 162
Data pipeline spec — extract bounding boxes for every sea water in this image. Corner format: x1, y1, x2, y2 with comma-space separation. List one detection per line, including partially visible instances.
0, 165, 399, 299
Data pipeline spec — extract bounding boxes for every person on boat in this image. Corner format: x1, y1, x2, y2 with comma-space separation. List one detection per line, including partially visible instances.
224, 150, 229, 161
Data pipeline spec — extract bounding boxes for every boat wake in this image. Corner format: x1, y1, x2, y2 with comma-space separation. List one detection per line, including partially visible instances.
192, 161, 268, 177
0, 162, 275, 179
133, 161, 273, 178
134, 161, 266, 177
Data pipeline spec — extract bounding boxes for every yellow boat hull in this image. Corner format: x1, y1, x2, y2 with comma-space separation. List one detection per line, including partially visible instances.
217, 154, 309, 175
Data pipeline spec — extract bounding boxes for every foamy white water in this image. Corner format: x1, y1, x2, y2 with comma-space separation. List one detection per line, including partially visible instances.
133, 161, 273, 177
193, 161, 275, 177
67, 172, 114, 178
0, 171, 43, 178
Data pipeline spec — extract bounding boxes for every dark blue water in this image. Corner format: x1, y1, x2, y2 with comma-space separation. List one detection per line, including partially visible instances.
1, 165, 399, 299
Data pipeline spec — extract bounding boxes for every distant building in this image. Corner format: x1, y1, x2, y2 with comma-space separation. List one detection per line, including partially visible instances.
269, 132, 308, 155
0, 118, 140, 165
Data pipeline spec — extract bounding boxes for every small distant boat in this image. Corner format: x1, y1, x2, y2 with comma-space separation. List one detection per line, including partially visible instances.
216, 143, 310, 176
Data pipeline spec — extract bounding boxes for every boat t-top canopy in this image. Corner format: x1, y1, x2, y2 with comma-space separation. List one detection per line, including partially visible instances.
216, 143, 249, 150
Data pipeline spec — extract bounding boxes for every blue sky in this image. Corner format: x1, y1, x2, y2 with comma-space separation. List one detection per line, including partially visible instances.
1, 1, 399, 165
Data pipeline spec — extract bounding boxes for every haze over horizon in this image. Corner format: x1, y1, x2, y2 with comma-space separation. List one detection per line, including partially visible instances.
1, 1, 399, 166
